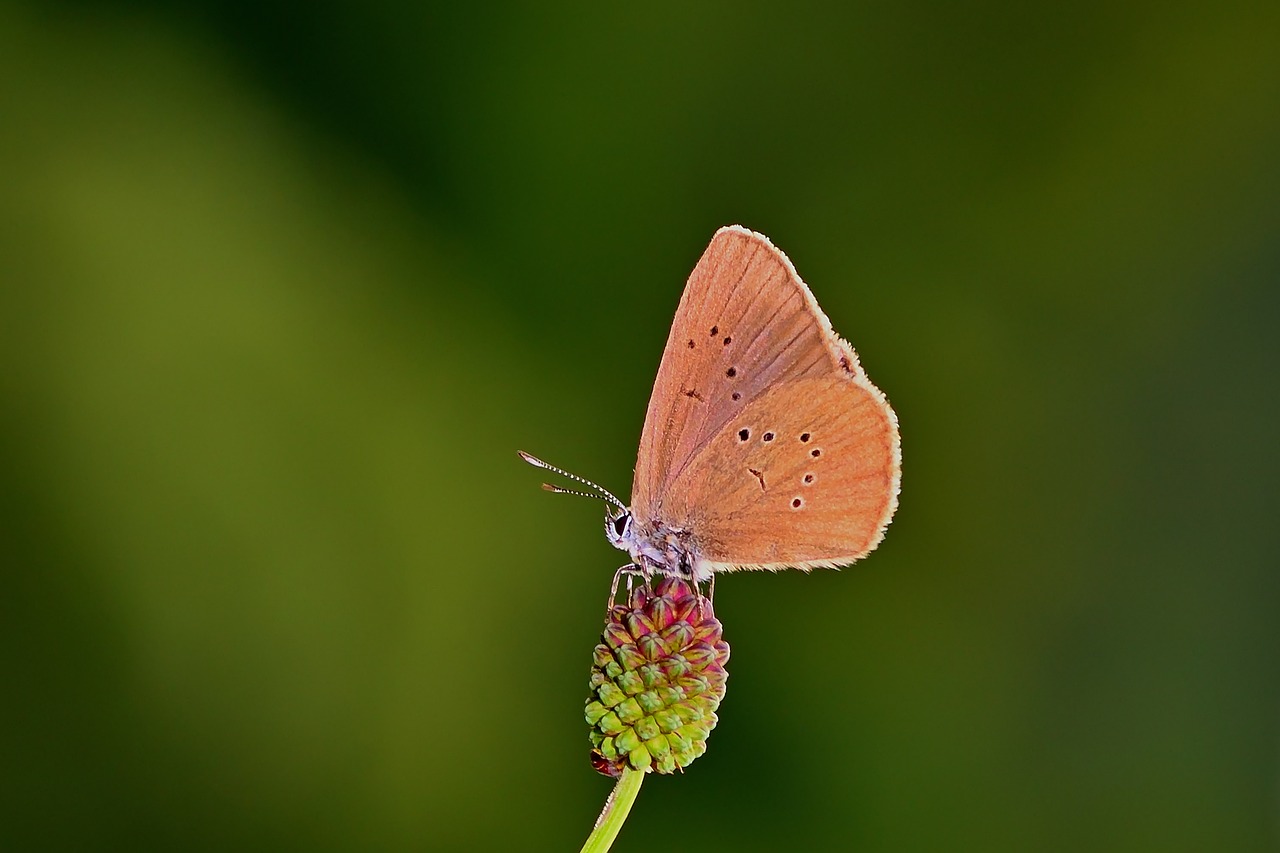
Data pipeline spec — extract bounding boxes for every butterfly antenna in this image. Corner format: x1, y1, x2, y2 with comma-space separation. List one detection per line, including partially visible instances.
518, 451, 626, 510
540, 483, 610, 502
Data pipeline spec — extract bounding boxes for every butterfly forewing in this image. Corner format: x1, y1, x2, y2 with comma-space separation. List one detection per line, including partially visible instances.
631, 226, 900, 571
633, 227, 834, 515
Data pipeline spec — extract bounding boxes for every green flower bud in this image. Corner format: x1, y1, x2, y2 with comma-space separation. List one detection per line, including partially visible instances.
586, 577, 730, 776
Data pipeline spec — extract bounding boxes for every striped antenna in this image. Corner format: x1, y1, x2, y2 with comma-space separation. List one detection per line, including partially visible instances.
518, 451, 625, 510
541, 483, 611, 502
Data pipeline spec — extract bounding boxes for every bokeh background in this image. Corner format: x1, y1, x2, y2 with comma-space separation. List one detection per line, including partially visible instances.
2, 2, 1278, 850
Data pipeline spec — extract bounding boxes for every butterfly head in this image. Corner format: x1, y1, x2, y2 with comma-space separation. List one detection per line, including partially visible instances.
610, 512, 708, 581
605, 507, 634, 552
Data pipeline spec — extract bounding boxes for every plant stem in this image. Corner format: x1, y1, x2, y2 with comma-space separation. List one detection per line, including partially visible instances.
579, 769, 645, 853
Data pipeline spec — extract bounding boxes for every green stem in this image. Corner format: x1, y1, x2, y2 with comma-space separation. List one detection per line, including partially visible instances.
579, 769, 645, 853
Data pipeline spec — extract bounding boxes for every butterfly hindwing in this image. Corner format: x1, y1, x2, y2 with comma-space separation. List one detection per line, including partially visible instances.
666, 374, 898, 570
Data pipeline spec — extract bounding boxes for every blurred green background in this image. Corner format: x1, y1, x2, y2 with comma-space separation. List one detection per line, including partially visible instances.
2, 1, 1278, 850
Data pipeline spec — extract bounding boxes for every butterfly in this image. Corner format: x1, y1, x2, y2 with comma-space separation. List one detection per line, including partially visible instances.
523, 225, 900, 587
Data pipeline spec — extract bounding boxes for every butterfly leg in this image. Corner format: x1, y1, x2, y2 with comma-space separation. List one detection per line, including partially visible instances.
608, 563, 644, 612
689, 571, 715, 619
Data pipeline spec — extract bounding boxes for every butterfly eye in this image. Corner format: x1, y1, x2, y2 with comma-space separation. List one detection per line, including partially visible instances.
612, 514, 630, 538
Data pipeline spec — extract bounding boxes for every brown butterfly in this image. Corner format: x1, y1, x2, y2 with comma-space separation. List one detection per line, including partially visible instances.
524, 226, 900, 586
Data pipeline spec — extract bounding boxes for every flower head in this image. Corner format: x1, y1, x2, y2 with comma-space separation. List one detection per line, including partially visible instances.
585, 577, 730, 776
